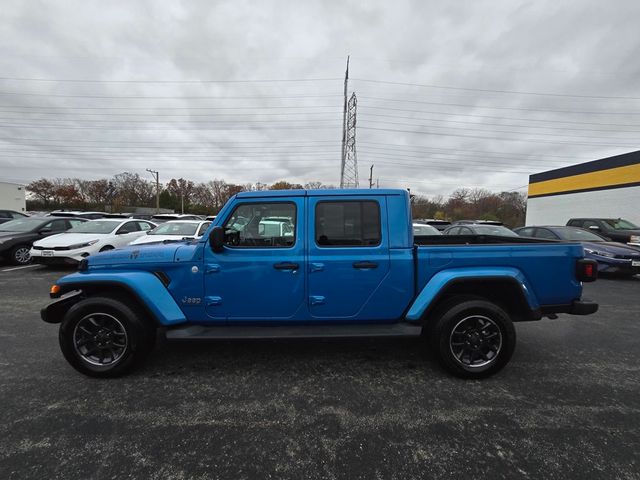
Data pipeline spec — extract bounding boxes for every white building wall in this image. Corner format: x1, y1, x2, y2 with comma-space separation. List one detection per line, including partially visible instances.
526, 185, 640, 226
0, 182, 27, 212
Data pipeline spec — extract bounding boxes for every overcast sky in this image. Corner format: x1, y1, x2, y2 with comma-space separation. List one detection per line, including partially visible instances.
1, 0, 639, 197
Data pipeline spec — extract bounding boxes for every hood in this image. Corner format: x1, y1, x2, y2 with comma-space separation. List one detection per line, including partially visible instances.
130, 234, 195, 245
87, 243, 181, 266
34, 232, 109, 247
582, 241, 640, 256
0, 231, 29, 240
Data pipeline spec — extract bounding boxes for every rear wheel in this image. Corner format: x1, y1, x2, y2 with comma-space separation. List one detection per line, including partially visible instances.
10, 245, 31, 265
59, 296, 155, 377
429, 298, 515, 379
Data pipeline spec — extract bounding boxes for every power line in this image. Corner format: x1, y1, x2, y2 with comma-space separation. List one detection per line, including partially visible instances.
358, 126, 640, 148
359, 98, 640, 116
0, 76, 343, 84
352, 78, 640, 101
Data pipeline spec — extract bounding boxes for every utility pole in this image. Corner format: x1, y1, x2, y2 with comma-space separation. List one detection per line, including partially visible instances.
180, 190, 184, 214
340, 56, 349, 188
146, 168, 160, 214
369, 165, 374, 189
341, 92, 359, 188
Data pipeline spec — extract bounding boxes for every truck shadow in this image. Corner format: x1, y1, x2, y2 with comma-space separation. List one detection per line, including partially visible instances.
143, 337, 440, 377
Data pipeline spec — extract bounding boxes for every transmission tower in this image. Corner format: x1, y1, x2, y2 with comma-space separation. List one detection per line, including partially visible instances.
341, 92, 359, 188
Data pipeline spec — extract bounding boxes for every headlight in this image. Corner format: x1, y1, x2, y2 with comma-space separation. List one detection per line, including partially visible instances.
68, 239, 99, 250
584, 248, 615, 258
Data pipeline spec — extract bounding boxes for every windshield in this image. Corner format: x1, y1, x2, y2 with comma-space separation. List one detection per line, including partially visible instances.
68, 220, 120, 234
413, 224, 441, 235
473, 225, 518, 236
557, 228, 604, 242
0, 217, 44, 232
602, 218, 638, 230
149, 222, 199, 236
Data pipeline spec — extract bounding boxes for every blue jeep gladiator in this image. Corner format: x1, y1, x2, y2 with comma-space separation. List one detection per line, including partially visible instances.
42, 189, 598, 379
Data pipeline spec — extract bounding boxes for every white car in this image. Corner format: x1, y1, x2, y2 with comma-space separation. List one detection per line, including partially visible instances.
129, 220, 211, 246
413, 223, 442, 235
30, 218, 156, 265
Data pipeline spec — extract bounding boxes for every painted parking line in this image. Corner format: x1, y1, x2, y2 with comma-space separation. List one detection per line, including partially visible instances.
0, 264, 43, 273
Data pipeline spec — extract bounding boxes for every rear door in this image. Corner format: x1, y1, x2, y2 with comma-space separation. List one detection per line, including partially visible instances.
307, 196, 390, 320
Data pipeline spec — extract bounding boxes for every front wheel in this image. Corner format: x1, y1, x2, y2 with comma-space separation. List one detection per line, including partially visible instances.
10, 245, 31, 265
59, 296, 155, 377
429, 299, 516, 379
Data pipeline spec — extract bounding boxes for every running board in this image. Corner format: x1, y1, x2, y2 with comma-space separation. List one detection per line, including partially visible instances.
165, 323, 423, 340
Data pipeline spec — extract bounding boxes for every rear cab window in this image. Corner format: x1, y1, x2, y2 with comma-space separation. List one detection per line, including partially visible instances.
315, 200, 381, 247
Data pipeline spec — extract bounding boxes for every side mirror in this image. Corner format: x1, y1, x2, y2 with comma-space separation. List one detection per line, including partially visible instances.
209, 226, 225, 253
588, 225, 600, 231
39, 228, 52, 235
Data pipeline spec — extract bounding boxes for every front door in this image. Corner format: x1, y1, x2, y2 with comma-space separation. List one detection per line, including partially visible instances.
307, 196, 390, 320
203, 199, 306, 322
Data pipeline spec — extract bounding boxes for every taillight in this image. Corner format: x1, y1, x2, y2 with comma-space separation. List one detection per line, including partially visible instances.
576, 258, 597, 282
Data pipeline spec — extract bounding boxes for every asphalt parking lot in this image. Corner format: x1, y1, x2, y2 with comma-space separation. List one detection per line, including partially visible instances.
0, 265, 638, 479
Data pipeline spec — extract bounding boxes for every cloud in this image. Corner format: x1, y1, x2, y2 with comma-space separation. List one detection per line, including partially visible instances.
0, 0, 639, 196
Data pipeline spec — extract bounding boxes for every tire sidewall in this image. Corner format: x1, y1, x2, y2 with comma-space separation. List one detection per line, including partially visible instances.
433, 300, 516, 379
59, 296, 151, 377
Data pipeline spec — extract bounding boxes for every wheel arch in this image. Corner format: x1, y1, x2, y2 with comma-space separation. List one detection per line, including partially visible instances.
406, 269, 541, 324
43, 272, 186, 327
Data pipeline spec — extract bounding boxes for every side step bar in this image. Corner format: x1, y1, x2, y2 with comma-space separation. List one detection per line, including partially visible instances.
165, 323, 423, 340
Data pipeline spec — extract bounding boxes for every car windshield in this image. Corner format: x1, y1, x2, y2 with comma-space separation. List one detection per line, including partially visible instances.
473, 225, 518, 236
68, 220, 120, 234
0, 217, 44, 232
413, 224, 441, 235
149, 222, 199, 236
602, 218, 638, 230
556, 228, 604, 242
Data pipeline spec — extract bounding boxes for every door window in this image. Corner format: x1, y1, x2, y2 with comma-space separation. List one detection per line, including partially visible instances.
117, 222, 139, 234
45, 219, 68, 232
517, 227, 534, 236
68, 219, 85, 228
137, 221, 154, 231
315, 201, 380, 247
223, 202, 296, 248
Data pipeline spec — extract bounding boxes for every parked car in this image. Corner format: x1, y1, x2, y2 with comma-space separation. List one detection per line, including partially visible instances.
129, 220, 211, 246
451, 220, 504, 226
150, 213, 202, 223
47, 210, 107, 219
30, 218, 156, 265
414, 219, 451, 231
42, 189, 597, 379
205, 215, 217, 222
566, 218, 640, 245
412, 223, 442, 236
443, 224, 518, 237
0, 216, 86, 265
515, 225, 640, 276
0, 210, 28, 225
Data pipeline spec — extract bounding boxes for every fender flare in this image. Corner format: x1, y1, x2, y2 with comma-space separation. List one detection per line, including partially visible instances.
405, 267, 539, 322
43, 271, 186, 326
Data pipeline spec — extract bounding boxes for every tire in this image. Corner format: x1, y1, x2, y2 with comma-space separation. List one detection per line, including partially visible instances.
10, 244, 32, 265
59, 296, 156, 378
428, 298, 516, 379
99, 245, 114, 252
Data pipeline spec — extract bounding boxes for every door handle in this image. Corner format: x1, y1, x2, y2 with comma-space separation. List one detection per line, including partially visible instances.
273, 262, 299, 271
353, 261, 378, 269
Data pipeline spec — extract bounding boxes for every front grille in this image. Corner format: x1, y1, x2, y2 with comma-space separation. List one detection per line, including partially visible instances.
32, 245, 70, 251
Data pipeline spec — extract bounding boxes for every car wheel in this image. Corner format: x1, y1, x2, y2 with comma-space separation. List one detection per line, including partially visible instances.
429, 298, 516, 379
10, 245, 31, 265
59, 296, 156, 378
99, 245, 114, 252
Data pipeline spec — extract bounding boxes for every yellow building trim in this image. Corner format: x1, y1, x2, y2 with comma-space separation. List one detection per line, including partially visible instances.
528, 163, 640, 197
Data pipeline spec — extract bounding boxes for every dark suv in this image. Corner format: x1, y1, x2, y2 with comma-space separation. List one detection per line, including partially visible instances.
566, 218, 640, 244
